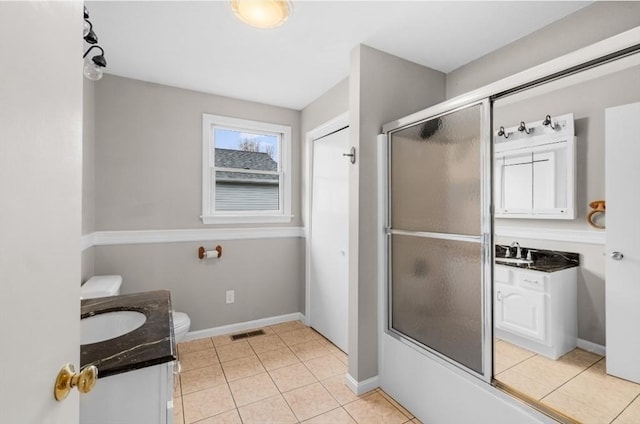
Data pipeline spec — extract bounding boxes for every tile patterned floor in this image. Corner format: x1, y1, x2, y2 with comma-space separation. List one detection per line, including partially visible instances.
174, 321, 421, 424
494, 339, 640, 424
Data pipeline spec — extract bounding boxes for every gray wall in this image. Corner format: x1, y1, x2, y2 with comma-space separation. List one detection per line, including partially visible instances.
95, 238, 304, 331
82, 79, 96, 282
300, 77, 349, 137
349, 45, 446, 381
90, 75, 305, 331
83, 79, 96, 236
95, 75, 302, 230
300, 77, 350, 230
446, 1, 640, 98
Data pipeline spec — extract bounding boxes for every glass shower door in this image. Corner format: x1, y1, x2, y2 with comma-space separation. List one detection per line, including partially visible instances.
387, 100, 491, 379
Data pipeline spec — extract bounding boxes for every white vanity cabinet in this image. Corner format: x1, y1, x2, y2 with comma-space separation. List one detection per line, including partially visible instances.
494, 264, 577, 359
80, 360, 174, 424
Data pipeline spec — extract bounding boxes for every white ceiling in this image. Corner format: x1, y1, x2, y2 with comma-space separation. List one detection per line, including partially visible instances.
87, 1, 591, 110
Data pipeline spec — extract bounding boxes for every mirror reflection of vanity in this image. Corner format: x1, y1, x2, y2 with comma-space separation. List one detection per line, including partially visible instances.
492, 54, 640, 424
495, 113, 575, 219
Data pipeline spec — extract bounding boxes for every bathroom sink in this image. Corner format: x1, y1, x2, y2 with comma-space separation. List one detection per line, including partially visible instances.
81, 311, 146, 345
495, 257, 534, 265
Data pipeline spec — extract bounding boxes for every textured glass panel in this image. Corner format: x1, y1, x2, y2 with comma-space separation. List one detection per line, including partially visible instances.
391, 234, 483, 373
390, 105, 481, 235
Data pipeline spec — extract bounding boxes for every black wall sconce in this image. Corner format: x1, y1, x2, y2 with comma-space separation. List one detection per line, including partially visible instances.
83, 6, 107, 81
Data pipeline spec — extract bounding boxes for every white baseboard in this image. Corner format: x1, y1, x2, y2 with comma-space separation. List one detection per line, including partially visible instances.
345, 373, 380, 395
183, 312, 306, 342
577, 338, 606, 356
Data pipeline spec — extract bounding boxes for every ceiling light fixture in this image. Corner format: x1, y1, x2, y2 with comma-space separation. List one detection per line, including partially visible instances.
231, 0, 292, 29
82, 6, 107, 81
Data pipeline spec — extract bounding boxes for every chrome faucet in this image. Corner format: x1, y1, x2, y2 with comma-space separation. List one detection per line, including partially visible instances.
510, 241, 522, 259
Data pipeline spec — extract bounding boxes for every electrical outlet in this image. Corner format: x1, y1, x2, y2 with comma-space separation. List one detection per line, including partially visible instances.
225, 290, 235, 304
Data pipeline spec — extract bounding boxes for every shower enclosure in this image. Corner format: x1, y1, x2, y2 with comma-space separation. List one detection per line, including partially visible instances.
384, 99, 493, 380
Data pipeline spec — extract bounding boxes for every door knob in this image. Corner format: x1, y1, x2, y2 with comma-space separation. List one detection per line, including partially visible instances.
54, 363, 98, 401
610, 251, 624, 261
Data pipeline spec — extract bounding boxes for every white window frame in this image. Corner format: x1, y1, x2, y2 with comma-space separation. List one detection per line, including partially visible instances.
201, 114, 292, 224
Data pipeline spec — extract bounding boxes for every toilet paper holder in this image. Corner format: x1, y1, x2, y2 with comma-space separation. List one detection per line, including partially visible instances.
198, 245, 222, 259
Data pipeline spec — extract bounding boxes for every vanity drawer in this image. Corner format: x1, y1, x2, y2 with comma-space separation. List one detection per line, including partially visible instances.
494, 266, 512, 284
517, 272, 548, 292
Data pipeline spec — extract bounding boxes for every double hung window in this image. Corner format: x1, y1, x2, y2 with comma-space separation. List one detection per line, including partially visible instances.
202, 114, 292, 224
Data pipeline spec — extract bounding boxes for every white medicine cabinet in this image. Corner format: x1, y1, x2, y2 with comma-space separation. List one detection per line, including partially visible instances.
494, 113, 576, 219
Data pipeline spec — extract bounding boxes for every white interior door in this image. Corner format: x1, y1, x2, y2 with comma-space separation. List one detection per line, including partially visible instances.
0, 3, 83, 422
310, 127, 349, 352
605, 102, 640, 384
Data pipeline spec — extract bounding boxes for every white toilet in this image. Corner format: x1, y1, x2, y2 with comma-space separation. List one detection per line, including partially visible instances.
80, 275, 191, 343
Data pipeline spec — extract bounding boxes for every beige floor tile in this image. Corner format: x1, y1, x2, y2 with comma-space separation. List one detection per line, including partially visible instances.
334, 350, 349, 365
221, 355, 265, 381
542, 390, 613, 424
279, 328, 323, 346
248, 334, 287, 353
215, 340, 255, 362
302, 407, 356, 423
259, 326, 276, 335
228, 372, 279, 407
496, 349, 600, 398
317, 338, 344, 355
182, 384, 236, 423
493, 340, 536, 374
257, 346, 301, 371
283, 382, 340, 421
544, 359, 640, 418
495, 367, 558, 400
180, 349, 219, 372
343, 392, 409, 424
178, 337, 214, 355
270, 321, 307, 334
238, 394, 297, 424
212, 334, 245, 348
613, 395, 640, 424
378, 389, 414, 419
194, 409, 242, 424
180, 363, 227, 394
320, 374, 367, 405
289, 340, 333, 361
562, 348, 604, 366
174, 373, 182, 398
173, 397, 184, 424
305, 354, 348, 380
269, 362, 318, 393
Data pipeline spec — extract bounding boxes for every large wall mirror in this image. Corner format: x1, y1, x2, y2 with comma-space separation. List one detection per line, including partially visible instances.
492, 51, 640, 424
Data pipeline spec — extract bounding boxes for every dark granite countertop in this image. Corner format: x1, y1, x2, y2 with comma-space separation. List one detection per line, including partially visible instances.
80, 290, 176, 379
495, 245, 580, 273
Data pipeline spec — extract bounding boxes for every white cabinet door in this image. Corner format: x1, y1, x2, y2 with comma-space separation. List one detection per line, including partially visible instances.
606, 102, 640, 384
496, 285, 546, 343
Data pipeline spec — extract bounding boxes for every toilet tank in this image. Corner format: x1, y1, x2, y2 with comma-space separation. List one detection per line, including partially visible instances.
81, 275, 122, 299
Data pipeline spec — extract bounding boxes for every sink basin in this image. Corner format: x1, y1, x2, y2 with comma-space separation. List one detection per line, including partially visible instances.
495, 257, 534, 265
81, 311, 146, 345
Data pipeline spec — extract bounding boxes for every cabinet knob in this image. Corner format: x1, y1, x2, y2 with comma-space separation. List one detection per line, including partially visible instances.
610, 251, 624, 261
